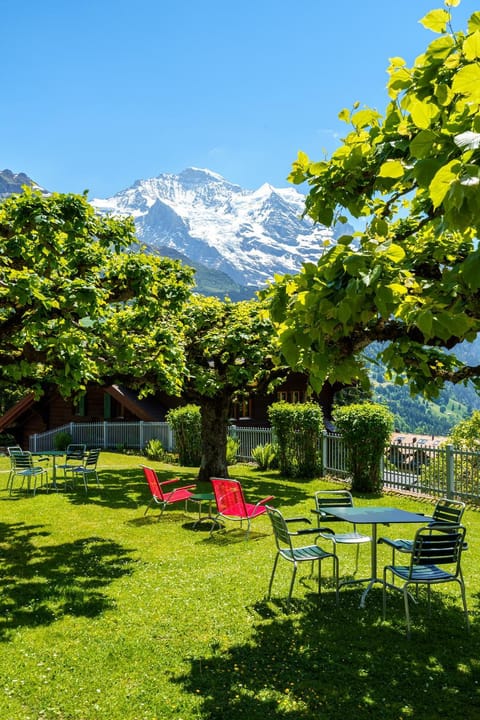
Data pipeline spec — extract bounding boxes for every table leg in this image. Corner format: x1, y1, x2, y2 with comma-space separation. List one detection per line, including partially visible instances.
337, 525, 375, 599
52, 458, 58, 491
192, 499, 213, 529
359, 524, 380, 607
358, 524, 411, 608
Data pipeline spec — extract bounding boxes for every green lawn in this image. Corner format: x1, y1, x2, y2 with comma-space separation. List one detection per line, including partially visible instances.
0, 452, 479, 720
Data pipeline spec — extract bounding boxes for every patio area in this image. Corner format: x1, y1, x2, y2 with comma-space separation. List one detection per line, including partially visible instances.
0, 452, 478, 720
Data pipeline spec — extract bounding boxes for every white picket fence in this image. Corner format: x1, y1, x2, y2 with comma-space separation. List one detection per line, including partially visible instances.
29, 421, 480, 503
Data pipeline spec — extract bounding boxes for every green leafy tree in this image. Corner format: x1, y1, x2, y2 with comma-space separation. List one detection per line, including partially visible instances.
264, 2, 480, 402
0, 188, 194, 400
181, 295, 284, 482
448, 410, 480, 449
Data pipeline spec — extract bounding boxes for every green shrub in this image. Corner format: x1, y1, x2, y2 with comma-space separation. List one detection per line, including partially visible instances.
268, 402, 323, 478
226, 436, 239, 465
251, 443, 277, 471
54, 430, 73, 451
144, 438, 165, 461
333, 402, 394, 493
166, 405, 202, 466
0, 432, 15, 446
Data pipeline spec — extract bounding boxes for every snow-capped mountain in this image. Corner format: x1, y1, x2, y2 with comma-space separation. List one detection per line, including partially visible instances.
92, 167, 339, 288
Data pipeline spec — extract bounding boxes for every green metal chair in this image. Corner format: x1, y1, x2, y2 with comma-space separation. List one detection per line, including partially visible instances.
382, 523, 469, 638
266, 506, 339, 608
312, 490, 371, 572
6, 446, 23, 490
56, 443, 87, 482
64, 448, 101, 492
9, 451, 49, 495
378, 497, 466, 564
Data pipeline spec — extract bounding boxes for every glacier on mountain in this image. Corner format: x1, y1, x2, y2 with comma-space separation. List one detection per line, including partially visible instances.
91, 167, 337, 287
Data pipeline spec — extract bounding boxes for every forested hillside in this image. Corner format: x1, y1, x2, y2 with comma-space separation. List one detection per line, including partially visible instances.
371, 378, 480, 436
368, 338, 480, 435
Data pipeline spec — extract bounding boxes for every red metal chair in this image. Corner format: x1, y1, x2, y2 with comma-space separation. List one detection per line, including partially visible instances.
141, 465, 196, 518
210, 477, 274, 539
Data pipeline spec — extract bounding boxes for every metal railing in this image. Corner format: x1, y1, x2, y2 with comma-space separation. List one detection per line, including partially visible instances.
231, 426, 275, 462
29, 421, 480, 503
29, 421, 174, 453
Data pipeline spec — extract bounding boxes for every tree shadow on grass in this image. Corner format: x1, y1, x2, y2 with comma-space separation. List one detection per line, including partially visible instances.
201, 527, 270, 545
230, 468, 313, 509
0, 521, 135, 641
171, 585, 480, 720
59, 467, 146, 510
63, 465, 202, 513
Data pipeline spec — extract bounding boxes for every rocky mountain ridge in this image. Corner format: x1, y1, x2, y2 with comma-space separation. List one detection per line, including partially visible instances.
0, 169, 38, 198
91, 167, 343, 290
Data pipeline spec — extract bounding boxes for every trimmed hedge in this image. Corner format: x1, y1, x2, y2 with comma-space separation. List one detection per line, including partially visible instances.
333, 402, 394, 493
268, 401, 323, 478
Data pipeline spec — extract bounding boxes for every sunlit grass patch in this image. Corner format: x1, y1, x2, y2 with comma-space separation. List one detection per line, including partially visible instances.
0, 452, 478, 719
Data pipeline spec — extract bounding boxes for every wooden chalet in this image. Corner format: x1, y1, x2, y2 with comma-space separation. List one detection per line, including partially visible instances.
0, 373, 338, 448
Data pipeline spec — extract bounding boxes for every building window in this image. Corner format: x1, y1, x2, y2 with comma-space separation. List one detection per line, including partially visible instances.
104, 393, 112, 420
276, 390, 305, 404
291, 390, 305, 404
230, 399, 251, 419
76, 394, 87, 417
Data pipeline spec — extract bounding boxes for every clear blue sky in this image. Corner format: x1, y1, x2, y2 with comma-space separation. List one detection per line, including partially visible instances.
2, 0, 474, 198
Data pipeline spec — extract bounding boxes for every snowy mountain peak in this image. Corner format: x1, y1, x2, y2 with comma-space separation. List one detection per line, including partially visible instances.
91, 168, 340, 288
178, 167, 233, 185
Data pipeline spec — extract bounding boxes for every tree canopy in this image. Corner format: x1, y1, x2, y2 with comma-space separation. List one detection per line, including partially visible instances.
264, 1, 480, 400
181, 295, 284, 480
0, 188, 194, 399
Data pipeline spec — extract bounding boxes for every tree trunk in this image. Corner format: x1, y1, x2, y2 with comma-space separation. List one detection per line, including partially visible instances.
197, 394, 230, 482
317, 380, 345, 425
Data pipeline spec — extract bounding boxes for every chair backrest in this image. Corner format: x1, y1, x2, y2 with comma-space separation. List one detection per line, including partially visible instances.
12, 451, 34, 471
267, 506, 293, 549
411, 524, 466, 575
211, 478, 248, 516
65, 444, 86, 460
432, 498, 465, 525
141, 465, 164, 500
7, 445, 22, 456
314, 490, 354, 523
84, 448, 101, 468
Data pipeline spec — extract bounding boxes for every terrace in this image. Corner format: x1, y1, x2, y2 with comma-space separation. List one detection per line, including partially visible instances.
0, 451, 478, 719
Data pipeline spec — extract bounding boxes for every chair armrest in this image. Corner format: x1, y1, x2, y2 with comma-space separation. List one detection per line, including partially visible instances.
285, 516, 312, 525
256, 495, 275, 506
160, 477, 195, 489
378, 536, 396, 546
377, 537, 411, 552
295, 528, 326, 536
